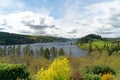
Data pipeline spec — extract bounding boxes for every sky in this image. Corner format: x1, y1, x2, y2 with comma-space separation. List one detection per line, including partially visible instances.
0, 0, 120, 38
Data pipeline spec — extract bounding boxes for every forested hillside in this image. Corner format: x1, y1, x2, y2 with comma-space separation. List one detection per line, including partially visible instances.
0, 32, 70, 45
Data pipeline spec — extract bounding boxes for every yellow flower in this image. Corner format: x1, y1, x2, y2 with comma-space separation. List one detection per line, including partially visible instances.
101, 73, 115, 80
35, 57, 71, 80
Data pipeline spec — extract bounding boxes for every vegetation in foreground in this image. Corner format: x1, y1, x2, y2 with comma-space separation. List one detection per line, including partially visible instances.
0, 34, 120, 80
1, 50, 120, 80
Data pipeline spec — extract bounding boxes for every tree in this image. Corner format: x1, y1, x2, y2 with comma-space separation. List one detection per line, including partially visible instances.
39, 47, 44, 57
50, 47, 57, 59
3, 45, 7, 56
22, 44, 31, 56
58, 48, 65, 56
7, 46, 11, 56
44, 48, 50, 59
16, 45, 21, 56
35, 57, 71, 80
0, 48, 3, 56
12, 45, 16, 56
29, 49, 34, 56
88, 41, 93, 53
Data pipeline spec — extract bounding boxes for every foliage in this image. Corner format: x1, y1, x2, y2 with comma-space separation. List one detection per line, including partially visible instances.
35, 57, 71, 80
84, 65, 116, 75
84, 74, 101, 80
58, 48, 65, 56
0, 63, 30, 80
77, 34, 120, 55
0, 45, 65, 60
101, 73, 115, 80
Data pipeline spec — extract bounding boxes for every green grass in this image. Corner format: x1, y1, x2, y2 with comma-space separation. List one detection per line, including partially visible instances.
77, 40, 112, 50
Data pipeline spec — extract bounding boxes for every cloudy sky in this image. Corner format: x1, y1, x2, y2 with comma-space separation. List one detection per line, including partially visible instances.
0, 0, 120, 38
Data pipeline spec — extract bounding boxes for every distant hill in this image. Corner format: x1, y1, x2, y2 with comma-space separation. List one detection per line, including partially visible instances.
77, 34, 120, 44
105, 37, 120, 42
77, 34, 103, 44
0, 32, 70, 45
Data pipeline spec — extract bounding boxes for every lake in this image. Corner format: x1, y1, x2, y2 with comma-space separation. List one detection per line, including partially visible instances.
0, 41, 88, 57
29, 42, 88, 57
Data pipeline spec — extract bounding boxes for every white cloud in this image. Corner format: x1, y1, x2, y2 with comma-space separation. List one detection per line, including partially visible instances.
0, 0, 120, 38
0, 11, 60, 36
55, 0, 120, 38
0, 9, 68, 37
83, 0, 120, 37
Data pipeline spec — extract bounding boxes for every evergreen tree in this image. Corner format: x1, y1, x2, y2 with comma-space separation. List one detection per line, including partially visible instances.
39, 47, 44, 57
16, 45, 21, 56
29, 49, 34, 56
50, 47, 57, 59
58, 48, 65, 56
44, 48, 50, 59
3, 45, 7, 56
0, 47, 3, 56
12, 45, 16, 56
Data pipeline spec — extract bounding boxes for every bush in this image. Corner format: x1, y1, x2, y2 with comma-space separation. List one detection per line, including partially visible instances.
101, 73, 115, 80
84, 65, 116, 75
0, 63, 30, 80
84, 74, 101, 80
35, 57, 71, 80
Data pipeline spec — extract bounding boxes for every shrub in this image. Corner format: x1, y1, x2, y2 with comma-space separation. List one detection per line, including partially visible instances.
84, 65, 116, 75
35, 57, 71, 80
84, 74, 101, 80
101, 73, 115, 80
0, 63, 30, 80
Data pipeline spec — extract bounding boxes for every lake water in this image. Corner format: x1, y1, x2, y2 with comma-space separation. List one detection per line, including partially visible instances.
0, 42, 88, 57
29, 42, 88, 57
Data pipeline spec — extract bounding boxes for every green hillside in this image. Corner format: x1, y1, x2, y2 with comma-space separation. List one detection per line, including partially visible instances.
77, 34, 120, 55
0, 32, 70, 45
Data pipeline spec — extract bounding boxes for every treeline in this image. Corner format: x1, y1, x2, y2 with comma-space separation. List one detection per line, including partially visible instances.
0, 45, 66, 60
0, 32, 70, 45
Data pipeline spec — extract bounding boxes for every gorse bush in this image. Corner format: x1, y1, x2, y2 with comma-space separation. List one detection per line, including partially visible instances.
35, 57, 71, 80
101, 73, 115, 80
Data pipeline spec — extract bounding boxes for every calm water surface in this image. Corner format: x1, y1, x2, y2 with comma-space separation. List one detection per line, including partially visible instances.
29, 42, 88, 57
0, 42, 88, 57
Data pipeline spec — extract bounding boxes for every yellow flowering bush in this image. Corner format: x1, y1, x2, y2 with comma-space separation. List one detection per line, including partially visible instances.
35, 57, 71, 80
101, 73, 115, 80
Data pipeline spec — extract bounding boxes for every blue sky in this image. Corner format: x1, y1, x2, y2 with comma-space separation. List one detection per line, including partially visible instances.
0, 0, 120, 38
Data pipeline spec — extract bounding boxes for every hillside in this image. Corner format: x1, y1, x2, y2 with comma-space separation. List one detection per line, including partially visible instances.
77, 34, 103, 44
77, 34, 120, 44
0, 32, 70, 45
77, 34, 120, 55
